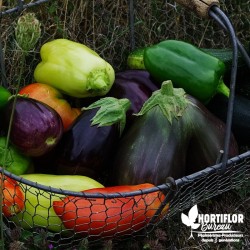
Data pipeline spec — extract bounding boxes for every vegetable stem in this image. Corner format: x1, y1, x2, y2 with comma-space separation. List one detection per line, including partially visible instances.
135, 80, 191, 123
216, 79, 230, 98
83, 97, 131, 136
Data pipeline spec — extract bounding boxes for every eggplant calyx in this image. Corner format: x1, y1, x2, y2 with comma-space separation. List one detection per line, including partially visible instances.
82, 97, 131, 135
8, 93, 29, 102
135, 80, 191, 123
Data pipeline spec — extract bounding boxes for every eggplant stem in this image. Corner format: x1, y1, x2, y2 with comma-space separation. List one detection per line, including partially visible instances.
135, 80, 191, 123
83, 97, 131, 136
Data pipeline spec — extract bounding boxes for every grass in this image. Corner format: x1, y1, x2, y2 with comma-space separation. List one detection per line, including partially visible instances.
1, 0, 250, 90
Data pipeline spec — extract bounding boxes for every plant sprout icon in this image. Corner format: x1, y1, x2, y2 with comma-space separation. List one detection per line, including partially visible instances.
181, 204, 200, 239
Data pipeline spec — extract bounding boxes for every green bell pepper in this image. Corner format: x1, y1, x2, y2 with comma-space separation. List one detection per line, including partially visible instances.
144, 40, 230, 104
34, 39, 115, 98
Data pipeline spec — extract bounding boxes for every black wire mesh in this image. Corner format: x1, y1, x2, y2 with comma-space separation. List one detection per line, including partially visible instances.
1, 151, 249, 248
0, 0, 250, 248
0, 0, 250, 90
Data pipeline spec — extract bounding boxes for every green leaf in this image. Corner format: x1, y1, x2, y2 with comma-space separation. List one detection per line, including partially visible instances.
135, 80, 192, 123
82, 97, 131, 136
19, 229, 33, 241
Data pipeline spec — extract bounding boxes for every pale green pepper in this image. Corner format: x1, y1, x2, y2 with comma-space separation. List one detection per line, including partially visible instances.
10, 174, 104, 233
34, 39, 115, 98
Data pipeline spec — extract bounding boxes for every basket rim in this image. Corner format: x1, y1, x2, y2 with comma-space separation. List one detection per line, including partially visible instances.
1, 150, 249, 198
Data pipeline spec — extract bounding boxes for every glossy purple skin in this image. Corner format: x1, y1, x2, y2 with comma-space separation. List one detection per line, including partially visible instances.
4, 97, 63, 157
108, 70, 158, 125
110, 95, 239, 186
185, 95, 239, 175
55, 108, 120, 178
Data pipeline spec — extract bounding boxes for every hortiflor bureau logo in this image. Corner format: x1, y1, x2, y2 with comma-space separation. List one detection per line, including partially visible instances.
181, 205, 244, 243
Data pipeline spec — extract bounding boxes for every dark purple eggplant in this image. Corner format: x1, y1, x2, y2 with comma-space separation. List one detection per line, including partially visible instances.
55, 97, 130, 179
110, 81, 239, 186
3, 96, 63, 157
108, 69, 158, 127
185, 95, 239, 175
207, 93, 250, 145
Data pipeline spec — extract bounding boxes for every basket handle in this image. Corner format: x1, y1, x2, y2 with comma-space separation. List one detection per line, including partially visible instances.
175, 0, 220, 18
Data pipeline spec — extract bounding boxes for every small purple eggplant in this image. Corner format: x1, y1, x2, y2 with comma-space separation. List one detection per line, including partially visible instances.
3, 96, 63, 157
108, 69, 158, 127
55, 97, 130, 179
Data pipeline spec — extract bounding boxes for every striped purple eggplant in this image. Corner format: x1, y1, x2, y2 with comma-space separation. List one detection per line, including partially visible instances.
3, 96, 63, 157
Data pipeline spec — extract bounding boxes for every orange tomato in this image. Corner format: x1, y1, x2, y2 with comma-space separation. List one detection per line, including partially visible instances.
19, 83, 81, 131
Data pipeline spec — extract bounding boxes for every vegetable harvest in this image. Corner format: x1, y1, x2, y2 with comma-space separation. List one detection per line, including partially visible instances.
34, 39, 115, 98
53, 183, 169, 238
0, 33, 247, 242
144, 40, 230, 104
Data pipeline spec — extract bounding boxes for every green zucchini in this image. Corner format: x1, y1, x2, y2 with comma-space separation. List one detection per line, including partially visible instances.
207, 93, 250, 145
127, 45, 247, 72
127, 47, 146, 70
201, 48, 246, 71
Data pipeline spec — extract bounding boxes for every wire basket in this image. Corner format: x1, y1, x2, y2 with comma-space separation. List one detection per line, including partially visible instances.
1, 151, 250, 249
0, 0, 250, 249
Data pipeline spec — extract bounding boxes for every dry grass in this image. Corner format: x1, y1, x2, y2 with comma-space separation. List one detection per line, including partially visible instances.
1, 0, 250, 90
